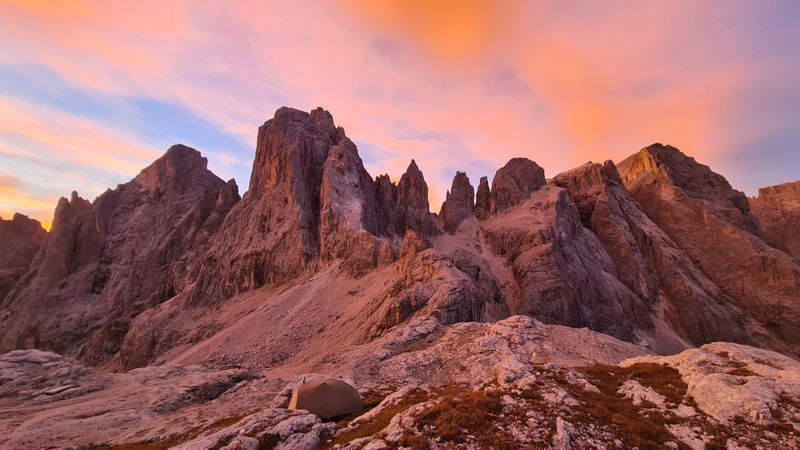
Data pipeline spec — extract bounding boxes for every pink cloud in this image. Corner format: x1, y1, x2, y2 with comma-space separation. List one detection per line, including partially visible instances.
0, 0, 797, 218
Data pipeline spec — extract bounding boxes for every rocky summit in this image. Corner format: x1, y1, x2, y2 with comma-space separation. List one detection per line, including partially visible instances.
1, 107, 799, 449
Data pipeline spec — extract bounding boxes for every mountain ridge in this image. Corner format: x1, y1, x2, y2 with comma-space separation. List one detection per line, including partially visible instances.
1, 106, 800, 449
1, 106, 799, 369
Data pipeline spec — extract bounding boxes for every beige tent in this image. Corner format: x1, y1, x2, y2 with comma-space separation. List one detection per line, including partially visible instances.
288, 379, 362, 420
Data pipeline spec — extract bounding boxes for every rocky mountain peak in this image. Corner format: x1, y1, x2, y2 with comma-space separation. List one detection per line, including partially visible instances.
134, 144, 217, 195
3, 213, 45, 234
618, 143, 758, 233
397, 159, 429, 211
621, 144, 732, 200
248, 107, 340, 196
474, 176, 491, 219
491, 157, 546, 213
439, 171, 475, 233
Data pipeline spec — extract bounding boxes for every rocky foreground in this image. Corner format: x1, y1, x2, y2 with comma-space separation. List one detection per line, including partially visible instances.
1, 106, 799, 448
1, 316, 799, 449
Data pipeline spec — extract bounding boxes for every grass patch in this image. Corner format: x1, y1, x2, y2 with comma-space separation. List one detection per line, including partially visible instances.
581, 362, 688, 405
78, 411, 253, 450
569, 363, 691, 449
411, 388, 521, 450
317, 388, 429, 449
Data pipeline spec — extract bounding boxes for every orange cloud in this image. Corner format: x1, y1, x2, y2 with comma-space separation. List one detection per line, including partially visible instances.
0, 184, 55, 229
340, 0, 512, 62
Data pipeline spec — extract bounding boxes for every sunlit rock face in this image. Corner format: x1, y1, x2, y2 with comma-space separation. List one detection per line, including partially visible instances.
490, 157, 546, 214
553, 160, 749, 353
751, 180, 800, 260
618, 144, 800, 356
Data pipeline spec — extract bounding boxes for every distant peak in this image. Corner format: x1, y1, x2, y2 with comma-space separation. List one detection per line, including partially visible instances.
271, 106, 337, 132
133, 144, 221, 194
310, 107, 335, 129
164, 143, 203, 159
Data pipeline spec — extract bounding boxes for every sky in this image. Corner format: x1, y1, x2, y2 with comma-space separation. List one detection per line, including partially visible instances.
1, 0, 799, 229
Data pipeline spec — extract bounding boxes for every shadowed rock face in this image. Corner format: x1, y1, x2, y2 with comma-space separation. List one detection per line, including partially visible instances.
481, 186, 645, 342
439, 172, 475, 233
394, 160, 438, 239
618, 144, 800, 356
0, 214, 46, 301
0, 145, 237, 365
751, 180, 800, 260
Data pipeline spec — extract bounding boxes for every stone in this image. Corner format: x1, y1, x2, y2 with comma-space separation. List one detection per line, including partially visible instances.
552, 160, 749, 353
394, 159, 438, 239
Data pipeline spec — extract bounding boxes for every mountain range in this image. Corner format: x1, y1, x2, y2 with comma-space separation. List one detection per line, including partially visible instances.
1, 107, 799, 449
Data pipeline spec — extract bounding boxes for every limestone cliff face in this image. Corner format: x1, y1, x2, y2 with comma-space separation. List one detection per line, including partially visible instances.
188, 108, 436, 306
553, 161, 749, 352
0, 214, 46, 302
618, 144, 800, 356
0, 145, 235, 365
481, 185, 646, 342
751, 180, 800, 260
394, 160, 438, 239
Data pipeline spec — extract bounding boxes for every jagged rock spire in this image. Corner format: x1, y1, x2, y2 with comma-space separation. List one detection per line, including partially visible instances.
440, 171, 475, 233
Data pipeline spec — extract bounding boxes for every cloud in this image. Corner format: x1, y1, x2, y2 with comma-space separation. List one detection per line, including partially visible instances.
0, 0, 799, 228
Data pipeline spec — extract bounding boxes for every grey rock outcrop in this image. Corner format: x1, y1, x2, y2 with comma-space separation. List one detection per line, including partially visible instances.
482, 185, 645, 342
553, 160, 749, 352
394, 160, 438, 239
188, 108, 435, 307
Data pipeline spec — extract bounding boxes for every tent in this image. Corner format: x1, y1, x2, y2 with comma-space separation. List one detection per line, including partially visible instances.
288, 378, 362, 420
